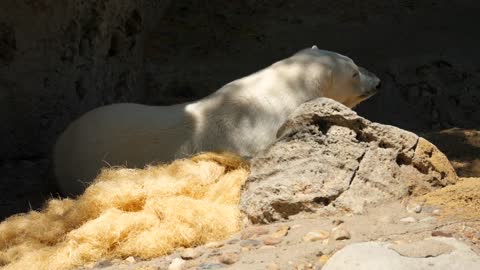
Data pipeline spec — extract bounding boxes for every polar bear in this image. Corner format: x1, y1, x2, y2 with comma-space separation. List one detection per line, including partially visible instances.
54, 46, 381, 196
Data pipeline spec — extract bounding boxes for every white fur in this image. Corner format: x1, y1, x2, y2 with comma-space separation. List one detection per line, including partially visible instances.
54, 48, 380, 195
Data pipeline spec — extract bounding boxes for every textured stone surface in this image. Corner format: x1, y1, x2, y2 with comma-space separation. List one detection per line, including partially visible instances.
0, 0, 171, 160
0, 0, 171, 219
240, 98, 458, 223
389, 239, 454, 258
323, 238, 480, 270
145, 0, 480, 132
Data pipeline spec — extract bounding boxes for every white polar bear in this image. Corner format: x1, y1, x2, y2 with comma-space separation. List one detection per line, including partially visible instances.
54, 47, 381, 195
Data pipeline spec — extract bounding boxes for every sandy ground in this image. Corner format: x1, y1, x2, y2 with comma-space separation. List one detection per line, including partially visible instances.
78, 177, 480, 270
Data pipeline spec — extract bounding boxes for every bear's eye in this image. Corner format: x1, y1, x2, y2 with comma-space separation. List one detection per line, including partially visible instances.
352, 72, 359, 78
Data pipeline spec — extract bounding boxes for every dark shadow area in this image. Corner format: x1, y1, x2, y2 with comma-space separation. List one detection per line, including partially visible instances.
422, 128, 480, 178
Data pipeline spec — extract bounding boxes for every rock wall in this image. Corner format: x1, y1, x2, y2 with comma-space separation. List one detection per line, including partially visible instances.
145, 0, 480, 130
0, 0, 170, 219
0, 0, 170, 160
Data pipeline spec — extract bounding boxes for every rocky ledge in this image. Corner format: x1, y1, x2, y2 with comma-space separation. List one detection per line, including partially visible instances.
240, 98, 458, 223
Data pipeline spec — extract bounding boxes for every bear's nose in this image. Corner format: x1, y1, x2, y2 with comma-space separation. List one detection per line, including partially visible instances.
376, 81, 382, 90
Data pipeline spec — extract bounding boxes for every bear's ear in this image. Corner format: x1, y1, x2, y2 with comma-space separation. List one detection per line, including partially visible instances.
311, 45, 319, 50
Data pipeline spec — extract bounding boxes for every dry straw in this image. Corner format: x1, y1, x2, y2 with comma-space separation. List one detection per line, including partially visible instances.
0, 152, 249, 270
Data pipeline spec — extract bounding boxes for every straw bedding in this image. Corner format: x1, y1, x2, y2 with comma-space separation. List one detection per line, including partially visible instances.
0, 152, 249, 270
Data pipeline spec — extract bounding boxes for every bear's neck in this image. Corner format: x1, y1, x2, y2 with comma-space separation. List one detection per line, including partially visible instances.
200, 63, 320, 117
185, 64, 321, 157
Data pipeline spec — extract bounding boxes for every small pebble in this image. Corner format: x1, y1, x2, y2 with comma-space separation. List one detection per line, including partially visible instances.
263, 236, 283, 245
205, 241, 224, 249
241, 226, 269, 239
332, 219, 344, 226
432, 231, 453, 237
168, 258, 186, 270
271, 225, 290, 238
239, 239, 262, 247
432, 209, 442, 216
303, 230, 330, 242
266, 262, 280, 270
208, 250, 222, 258
400, 217, 417, 223
406, 203, 422, 213
197, 263, 226, 269
393, 240, 408, 245
420, 217, 437, 223
291, 224, 302, 229
331, 228, 351, 240
181, 248, 203, 260
218, 252, 240, 265
259, 245, 276, 250
226, 239, 240, 245
317, 255, 330, 266
125, 256, 136, 263
94, 260, 112, 268
241, 246, 251, 252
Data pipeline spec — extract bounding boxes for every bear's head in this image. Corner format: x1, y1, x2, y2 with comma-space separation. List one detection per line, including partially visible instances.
290, 46, 381, 108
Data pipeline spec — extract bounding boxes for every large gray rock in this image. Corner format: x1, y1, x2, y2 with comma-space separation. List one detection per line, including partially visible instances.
240, 98, 458, 223
323, 238, 480, 270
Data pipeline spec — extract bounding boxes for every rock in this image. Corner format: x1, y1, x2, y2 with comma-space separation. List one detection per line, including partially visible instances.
303, 231, 330, 242
433, 209, 442, 216
226, 239, 240, 245
400, 217, 417, 223
241, 226, 269, 239
331, 228, 351, 241
197, 263, 227, 269
420, 217, 437, 223
180, 248, 203, 260
271, 225, 290, 238
0, 1, 173, 213
266, 262, 280, 270
389, 239, 454, 257
241, 247, 251, 252
332, 219, 344, 226
317, 255, 330, 267
432, 231, 453, 237
406, 203, 422, 213
322, 238, 480, 270
259, 245, 276, 250
205, 241, 224, 249
125, 256, 136, 263
240, 98, 458, 223
239, 239, 262, 247
94, 260, 112, 268
218, 252, 240, 265
168, 258, 186, 270
263, 236, 283, 245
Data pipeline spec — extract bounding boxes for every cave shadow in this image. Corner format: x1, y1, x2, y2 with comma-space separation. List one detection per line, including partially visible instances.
421, 128, 480, 178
